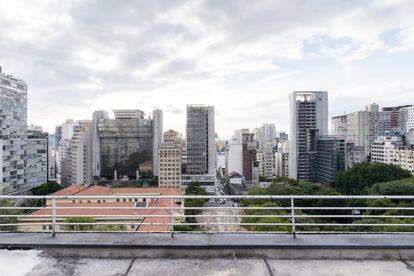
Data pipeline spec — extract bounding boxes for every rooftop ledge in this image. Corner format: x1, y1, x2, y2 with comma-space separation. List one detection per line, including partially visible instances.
2, 233, 414, 260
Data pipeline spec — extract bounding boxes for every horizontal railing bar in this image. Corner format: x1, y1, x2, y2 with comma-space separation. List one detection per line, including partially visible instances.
296, 207, 414, 210
0, 206, 289, 211
8, 214, 414, 219
2, 206, 414, 210
294, 223, 414, 227
2, 195, 414, 200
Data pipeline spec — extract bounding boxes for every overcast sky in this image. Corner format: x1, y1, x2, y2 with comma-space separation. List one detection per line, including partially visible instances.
1, 0, 414, 138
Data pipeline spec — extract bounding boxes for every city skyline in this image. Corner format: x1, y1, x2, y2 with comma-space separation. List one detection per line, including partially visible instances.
1, 1, 414, 137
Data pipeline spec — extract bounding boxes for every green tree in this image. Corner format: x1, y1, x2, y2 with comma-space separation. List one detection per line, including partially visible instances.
178, 182, 209, 231
332, 162, 412, 195
0, 200, 22, 231
32, 182, 63, 195
30, 182, 64, 207
64, 217, 95, 231
369, 178, 414, 196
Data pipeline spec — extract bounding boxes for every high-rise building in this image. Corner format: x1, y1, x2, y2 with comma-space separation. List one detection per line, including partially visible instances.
164, 129, 182, 143
231, 128, 250, 144
261, 123, 276, 147
371, 134, 404, 164
315, 136, 345, 184
48, 143, 57, 182
370, 134, 414, 174
185, 105, 216, 175
56, 119, 85, 185
345, 143, 367, 169
345, 103, 379, 155
26, 125, 48, 189
98, 110, 153, 180
183, 105, 216, 193
67, 123, 93, 185
242, 133, 257, 182
158, 141, 182, 188
331, 115, 347, 136
0, 67, 27, 194
152, 109, 163, 177
408, 106, 414, 132
91, 110, 108, 180
289, 91, 328, 181
256, 142, 274, 179
379, 105, 412, 135
226, 139, 243, 175
275, 141, 289, 177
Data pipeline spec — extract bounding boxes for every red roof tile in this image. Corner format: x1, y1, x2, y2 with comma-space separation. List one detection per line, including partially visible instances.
51, 185, 87, 196
74, 185, 114, 196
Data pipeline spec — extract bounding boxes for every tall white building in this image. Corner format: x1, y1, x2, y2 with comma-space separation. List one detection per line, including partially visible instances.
331, 115, 347, 136
152, 109, 163, 177
56, 119, 86, 185
406, 106, 414, 132
346, 103, 379, 155
48, 143, 56, 181
256, 142, 274, 179
68, 123, 93, 185
231, 128, 250, 144
289, 91, 328, 181
0, 67, 27, 194
261, 123, 276, 146
275, 141, 289, 177
379, 105, 412, 134
371, 134, 413, 174
226, 139, 243, 175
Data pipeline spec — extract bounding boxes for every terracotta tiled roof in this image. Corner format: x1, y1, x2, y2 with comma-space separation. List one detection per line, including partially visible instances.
27, 202, 138, 217
111, 187, 181, 196
25, 186, 182, 232
136, 200, 180, 232
74, 185, 114, 196
51, 185, 87, 196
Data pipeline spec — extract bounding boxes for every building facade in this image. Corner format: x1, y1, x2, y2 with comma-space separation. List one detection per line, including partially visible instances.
256, 143, 274, 179
26, 125, 48, 189
158, 142, 182, 188
0, 67, 28, 194
379, 105, 412, 135
275, 141, 289, 177
331, 115, 347, 136
184, 105, 216, 193
345, 104, 379, 155
68, 123, 93, 185
56, 120, 86, 185
315, 136, 345, 184
152, 109, 163, 177
370, 134, 414, 175
98, 110, 153, 180
345, 143, 367, 169
91, 110, 108, 180
289, 91, 328, 181
242, 133, 257, 182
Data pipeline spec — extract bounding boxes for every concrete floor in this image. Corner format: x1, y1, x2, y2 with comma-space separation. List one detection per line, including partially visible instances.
2, 250, 414, 276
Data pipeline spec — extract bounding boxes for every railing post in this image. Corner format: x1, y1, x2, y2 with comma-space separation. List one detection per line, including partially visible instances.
170, 198, 174, 238
291, 196, 296, 238
52, 197, 56, 238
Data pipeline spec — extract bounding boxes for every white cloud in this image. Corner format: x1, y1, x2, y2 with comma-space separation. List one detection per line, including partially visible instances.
1, 0, 414, 137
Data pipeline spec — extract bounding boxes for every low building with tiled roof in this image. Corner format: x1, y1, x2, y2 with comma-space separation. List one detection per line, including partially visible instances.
19, 185, 182, 233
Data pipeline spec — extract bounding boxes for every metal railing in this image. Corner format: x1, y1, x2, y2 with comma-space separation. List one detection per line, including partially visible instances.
1, 194, 414, 237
